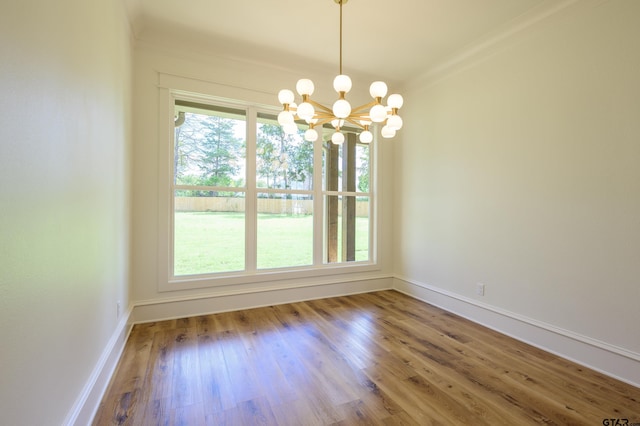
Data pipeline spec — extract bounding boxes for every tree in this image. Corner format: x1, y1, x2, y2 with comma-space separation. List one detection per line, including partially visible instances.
174, 111, 244, 196
199, 115, 244, 190
174, 112, 202, 186
257, 123, 313, 194
287, 133, 314, 191
256, 124, 280, 190
357, 144, 370, 193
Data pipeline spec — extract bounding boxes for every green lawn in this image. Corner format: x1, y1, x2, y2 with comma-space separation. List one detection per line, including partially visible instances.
174, 212, 369, 275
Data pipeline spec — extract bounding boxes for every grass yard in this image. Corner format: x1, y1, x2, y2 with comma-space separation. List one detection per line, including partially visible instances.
174, 212, 245, 275
174, 211, 369, 276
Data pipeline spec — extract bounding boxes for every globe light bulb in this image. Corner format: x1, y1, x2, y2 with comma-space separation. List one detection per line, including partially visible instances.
381, 125, 396, 138
331, 119, 344, 129
369, 81, 388, 98
332, 99, 351, 119
296, 79, 315, 96
332, 131, 345, 144
297, 102, 315, 121
278, 110, 294, 125
304, 128, 318, 142
387, 93, 404, 109
387, 114, 403, 130
359, 130, 373, 143
278, 89, 295, 105
369, 104, 387, 123
283, 123, 298, 135
333, 75, 352, 93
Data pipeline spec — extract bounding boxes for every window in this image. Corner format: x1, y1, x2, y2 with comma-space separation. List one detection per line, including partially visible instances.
255, 112, 315, 269
323, 134, 371, 263
167, 92, 375, 286
173, 101, 246, 276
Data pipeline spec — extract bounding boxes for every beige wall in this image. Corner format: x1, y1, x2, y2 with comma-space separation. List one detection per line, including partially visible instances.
395, 0, 640, 362
0, 0, 132, 424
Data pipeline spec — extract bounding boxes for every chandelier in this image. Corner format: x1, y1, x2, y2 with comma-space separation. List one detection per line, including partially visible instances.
276, 0, 403, 144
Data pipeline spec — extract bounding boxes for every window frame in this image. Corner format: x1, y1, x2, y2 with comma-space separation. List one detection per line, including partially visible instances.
157, 80, 379, 292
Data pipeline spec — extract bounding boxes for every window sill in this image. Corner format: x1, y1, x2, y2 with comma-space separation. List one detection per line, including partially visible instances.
160, 262, 381, 293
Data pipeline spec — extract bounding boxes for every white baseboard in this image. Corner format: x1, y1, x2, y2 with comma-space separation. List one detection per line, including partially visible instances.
132, 275, 393, 324
65, 307, 133, 426
394, 276, 640, 388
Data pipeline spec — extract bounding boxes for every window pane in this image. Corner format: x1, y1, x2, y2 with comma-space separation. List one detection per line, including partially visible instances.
174, 192, 245, 275
257, 193, 313, 269
324, 195, 369, 263
257, 114, 313, 190
355, 196, 370, 261
323, 140, 340, 192
323, 132, 368, 193
356, 143, 370, 193
174, 102, 246, 188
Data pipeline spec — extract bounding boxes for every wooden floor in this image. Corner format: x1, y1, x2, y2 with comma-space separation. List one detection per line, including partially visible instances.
93, 290, 640, 425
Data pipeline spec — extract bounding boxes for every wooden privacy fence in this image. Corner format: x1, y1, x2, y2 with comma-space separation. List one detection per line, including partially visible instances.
175, 197, 369, 217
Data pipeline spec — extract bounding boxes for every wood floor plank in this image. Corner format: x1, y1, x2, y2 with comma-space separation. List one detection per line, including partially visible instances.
363, 364, 452, 426
170, 402, 206, 426
92, 325, 153, 425
170, 326, 202, 409
217, 329, 263, 405
196, 330, 236, 413
380, 410, 420, 425
93, 290, 640, 425
270, 305, 361, 407
147, 329, 177, 404
350, 368, 406, 421
140, 398, 170, 426
333, 398, 386, 426
237, 328, 298, 407
236, 397, 279, 425
269, 398, 326, 426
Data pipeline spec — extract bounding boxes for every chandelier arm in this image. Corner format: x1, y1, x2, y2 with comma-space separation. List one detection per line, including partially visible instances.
314, 111, 337, 120
312, 117, 335, 127
342, 117, 366, 129
346, 112, 374, 119
306, 99, 334, 114
350, 100, 380, 114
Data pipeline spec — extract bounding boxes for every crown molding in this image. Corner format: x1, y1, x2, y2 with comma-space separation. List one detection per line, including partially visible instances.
405, 0, 609, 90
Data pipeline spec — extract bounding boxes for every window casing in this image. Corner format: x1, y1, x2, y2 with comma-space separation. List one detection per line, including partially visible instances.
159, 87, 378, 291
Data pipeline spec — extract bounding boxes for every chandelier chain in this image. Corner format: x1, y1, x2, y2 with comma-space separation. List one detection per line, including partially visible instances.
339, 0, 343, 75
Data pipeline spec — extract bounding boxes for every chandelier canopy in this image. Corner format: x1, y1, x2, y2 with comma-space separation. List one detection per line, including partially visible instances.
277, 0, 403, 144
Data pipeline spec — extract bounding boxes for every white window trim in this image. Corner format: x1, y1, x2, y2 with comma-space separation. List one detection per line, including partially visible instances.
157, 75, 381, 293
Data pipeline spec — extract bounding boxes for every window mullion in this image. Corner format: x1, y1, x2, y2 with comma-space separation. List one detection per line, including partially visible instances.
245, 106, 257, 272
369, 133, 377, 263
312, 133, 324, 266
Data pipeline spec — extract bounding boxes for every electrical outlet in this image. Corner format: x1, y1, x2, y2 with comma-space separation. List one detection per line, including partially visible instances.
476, 283, 485, 296
116, 301, 121, 319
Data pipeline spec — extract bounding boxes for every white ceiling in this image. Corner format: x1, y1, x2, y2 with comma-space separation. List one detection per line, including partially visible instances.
124, 0, 554, 84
